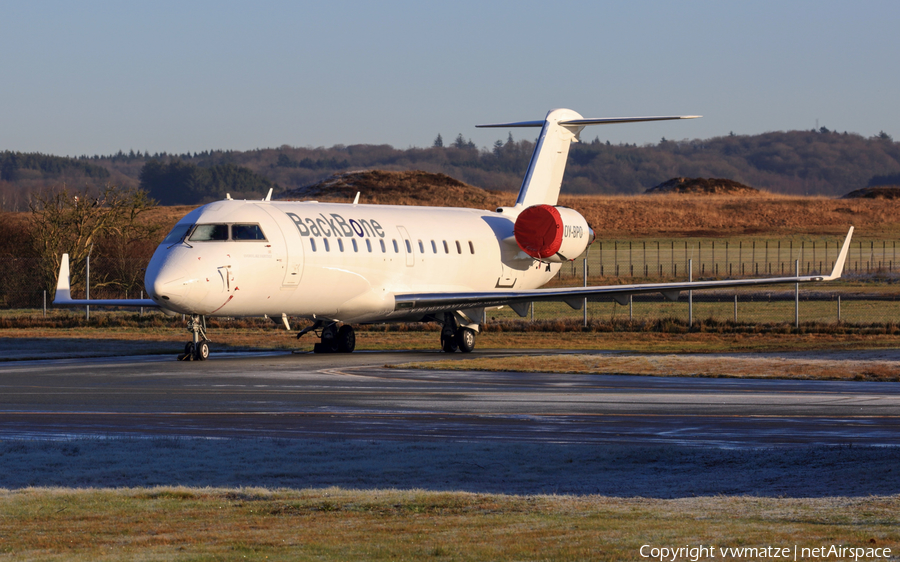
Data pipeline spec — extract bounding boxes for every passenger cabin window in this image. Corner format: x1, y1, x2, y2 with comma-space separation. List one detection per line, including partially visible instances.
310, 239, 317, 252
366, 239, 373, 252
232, 224, 266, 241
431, 240, 437, 254
443, 241, 449, 254
352, 239, 358, 252
323, 239, 331, 252
468, 241, 475, 254
380, 240, 386, 252
338, 239, 344, 252
189, 224, 228, 241
405, 240, 412, 253
418, 240, 424, 253
392, 240, 399, 253
455, 241, 462, 254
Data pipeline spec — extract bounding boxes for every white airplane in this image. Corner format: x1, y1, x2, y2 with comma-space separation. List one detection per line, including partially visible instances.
54, 108, 854, 360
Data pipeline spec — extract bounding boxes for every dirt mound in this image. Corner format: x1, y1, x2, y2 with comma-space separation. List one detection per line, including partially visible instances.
645, 177, 760, 195
278, 170, 508, 208
842, 186, 900, 200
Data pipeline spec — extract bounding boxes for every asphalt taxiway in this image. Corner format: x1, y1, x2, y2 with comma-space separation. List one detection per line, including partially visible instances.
1, 349, 898, 447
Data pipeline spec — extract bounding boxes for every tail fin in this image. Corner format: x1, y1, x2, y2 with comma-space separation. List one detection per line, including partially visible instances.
478, 109, 700, 208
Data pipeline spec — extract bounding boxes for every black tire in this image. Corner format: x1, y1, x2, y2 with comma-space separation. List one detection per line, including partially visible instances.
184, 342, 194, 357
315, 338, 339, 353
456, 328, 476, 353
195, 341, 210, 361
441, 334, 458, 353
337, 325, 356, 353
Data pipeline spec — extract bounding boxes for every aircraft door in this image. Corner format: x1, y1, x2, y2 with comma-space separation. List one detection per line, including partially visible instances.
258, 205, 304, 287
397, 225, 415, 267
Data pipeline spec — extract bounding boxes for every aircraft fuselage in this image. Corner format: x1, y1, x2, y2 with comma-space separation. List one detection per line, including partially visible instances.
146, 200, 560, 323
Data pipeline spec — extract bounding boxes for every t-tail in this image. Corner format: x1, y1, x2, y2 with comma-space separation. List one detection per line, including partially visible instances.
478, 109, 701, 207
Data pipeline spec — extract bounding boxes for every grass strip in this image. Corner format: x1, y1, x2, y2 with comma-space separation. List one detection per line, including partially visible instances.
0, 488, 896, 561
392, 351, 900, 382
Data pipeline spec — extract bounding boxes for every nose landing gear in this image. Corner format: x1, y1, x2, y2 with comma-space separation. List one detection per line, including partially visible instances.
178, 314, 211, 361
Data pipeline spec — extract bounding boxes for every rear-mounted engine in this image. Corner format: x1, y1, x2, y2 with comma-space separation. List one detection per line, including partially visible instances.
513, 204, 594, 262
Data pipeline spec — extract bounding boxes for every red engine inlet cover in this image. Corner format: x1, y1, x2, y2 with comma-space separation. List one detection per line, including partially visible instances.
514, 204, 563, 259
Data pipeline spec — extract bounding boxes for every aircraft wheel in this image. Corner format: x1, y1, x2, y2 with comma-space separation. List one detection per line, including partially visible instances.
441, 333, 458, 353
195, 341, 210, 361
315, 336, 339, 354
178, 342, 196, 361
455, 328, 476, 353
337, 325, 356, 353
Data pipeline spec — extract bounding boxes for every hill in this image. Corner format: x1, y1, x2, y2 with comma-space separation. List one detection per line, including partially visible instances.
842, 186, 900, 200
279, 170, 507, 208
645, 177, 760, 195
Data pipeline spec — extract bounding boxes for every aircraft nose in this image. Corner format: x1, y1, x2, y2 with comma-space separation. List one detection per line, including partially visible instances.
148, 263, 191, 304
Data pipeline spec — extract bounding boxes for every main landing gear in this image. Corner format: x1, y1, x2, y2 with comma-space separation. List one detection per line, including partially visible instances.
297, 320, 356, 353
179, 314, 211, 361
440, 312, 476, 353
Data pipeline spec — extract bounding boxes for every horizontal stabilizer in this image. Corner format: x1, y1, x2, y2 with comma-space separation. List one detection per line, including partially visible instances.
477, 115, 701, 129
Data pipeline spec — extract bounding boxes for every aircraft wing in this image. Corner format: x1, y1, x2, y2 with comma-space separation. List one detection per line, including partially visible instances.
393, 227, 854, 316
52, 253, 160, 308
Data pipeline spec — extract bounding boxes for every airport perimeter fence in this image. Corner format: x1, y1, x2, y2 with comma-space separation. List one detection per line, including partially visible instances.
2, 235, 900, 327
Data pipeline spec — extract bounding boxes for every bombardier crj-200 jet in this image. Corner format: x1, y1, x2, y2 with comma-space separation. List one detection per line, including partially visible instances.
55, 109, 854, 360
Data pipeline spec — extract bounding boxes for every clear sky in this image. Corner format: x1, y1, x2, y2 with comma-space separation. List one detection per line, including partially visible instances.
2, 0, 898, 156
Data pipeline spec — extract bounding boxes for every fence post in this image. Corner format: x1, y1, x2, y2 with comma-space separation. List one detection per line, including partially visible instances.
583, 257, 588, 327
733, 294, 737, 323
837, 295, 841, 323
530, 302, 534, 322
141, 290, 144, 318
43, 290, 46, 318
86, 253, 90, 321
688, 258, 693, 328
629, 294, 633, 322
795, 259, 800, 329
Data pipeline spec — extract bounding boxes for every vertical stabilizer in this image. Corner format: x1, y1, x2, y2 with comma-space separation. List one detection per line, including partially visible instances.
477, 110, 700, 208
513, 108, 585, 208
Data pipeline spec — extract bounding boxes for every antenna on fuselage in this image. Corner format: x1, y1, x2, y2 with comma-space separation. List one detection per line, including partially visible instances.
263, 188, 273, 202
353, 192, 360, 205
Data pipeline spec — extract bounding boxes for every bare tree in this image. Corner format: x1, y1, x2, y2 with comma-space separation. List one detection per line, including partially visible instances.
29, 185, 157, 297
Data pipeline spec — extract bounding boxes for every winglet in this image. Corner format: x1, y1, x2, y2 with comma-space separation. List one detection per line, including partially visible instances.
54, 253, 73, 303
824, 226, 854, 280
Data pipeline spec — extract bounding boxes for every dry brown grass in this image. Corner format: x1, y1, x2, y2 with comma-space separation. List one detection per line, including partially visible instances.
556, 193, 900, 237
7, 189, 900, 241
2, 320, 899, 361
1, 488, 896, 561
396, 352, 900, 382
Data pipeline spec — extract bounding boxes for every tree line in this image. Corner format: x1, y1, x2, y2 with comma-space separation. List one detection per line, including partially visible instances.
1, 127, 899, 210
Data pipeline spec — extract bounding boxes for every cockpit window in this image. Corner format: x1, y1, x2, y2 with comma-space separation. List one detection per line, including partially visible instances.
231, 224, 266, 241
189, 224, 229, 241
163, 223, 194, 245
